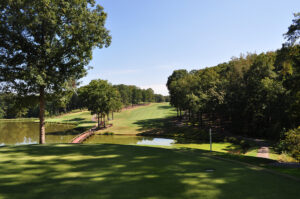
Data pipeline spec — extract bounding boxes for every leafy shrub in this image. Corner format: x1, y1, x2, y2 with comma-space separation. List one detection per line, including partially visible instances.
103, 132, 114, 135
279, 127, 300, 161
277, 152, 297, 163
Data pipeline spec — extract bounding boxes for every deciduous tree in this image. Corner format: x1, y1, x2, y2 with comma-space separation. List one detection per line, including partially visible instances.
0, 0, 111, 143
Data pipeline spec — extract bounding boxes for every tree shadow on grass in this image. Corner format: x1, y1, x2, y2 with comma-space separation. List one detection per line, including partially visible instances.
134, 117, 264, 156
134, 116, 214, 142
46, 118, 96, 136
67, 118, 85, 122
0, 144, 298, 199
156, 105, 174, 110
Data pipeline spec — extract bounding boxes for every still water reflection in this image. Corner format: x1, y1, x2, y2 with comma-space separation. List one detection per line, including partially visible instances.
0, 122, 76, 145
0, 122, 176, 146
84, 135, 175, 146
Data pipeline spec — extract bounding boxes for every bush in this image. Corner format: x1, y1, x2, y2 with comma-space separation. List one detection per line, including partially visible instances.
103, 132, 114, 135
279, 127, 300, 161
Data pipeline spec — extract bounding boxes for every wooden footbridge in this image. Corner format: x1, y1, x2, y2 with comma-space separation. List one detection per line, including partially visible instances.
70, 124, 113, 144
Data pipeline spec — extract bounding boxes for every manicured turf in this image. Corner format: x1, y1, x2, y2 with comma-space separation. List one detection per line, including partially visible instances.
0, 144, 299, 199
98, 103, 176, 135
45, 110, 96, 128
45, 103, 293, 162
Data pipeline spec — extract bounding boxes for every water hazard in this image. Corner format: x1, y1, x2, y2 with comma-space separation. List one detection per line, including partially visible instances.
0, 122, 76, 145
84, 135, 175, 146
0, 122, 177, 146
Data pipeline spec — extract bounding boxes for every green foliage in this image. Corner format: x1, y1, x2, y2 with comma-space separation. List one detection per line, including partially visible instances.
78, 79, 123, 127
79, 79, 111, 115
284, 13, 300, 46
114, 84, 167, 105
167, 48, 300, 139
102, 132, 114, 135
0, 93, 32, 118
279, 127, 300, 161
154, 94, 165, 102
167, 17, 300, 140
0, 0, 111, 143
0, 0, 111, 94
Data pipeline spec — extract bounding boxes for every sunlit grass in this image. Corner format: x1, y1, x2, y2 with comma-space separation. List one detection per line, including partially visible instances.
96, 103, 176, 135
0, 144, 299, 199
173, 142, 240, 153
45, 110, 96, 128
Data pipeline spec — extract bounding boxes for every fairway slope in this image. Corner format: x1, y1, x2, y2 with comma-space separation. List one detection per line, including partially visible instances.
97, 103, 176, 135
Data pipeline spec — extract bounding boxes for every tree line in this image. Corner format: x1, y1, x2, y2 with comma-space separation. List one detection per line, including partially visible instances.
0, 81, 169, 120
167, 13, 300, 141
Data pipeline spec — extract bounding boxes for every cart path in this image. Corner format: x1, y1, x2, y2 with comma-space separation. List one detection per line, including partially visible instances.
257, 146, 269, 158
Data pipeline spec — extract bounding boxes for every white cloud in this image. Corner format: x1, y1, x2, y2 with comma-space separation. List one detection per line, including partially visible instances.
140, 84, 169, 96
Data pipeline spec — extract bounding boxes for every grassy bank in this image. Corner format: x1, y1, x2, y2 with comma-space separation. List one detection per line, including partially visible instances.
0, 118, 37, 122
0, 144, 299, 199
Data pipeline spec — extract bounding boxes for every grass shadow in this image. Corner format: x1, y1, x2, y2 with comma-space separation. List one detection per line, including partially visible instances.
0, 144, 299, 199
134, 116, 217, 141
67, 118, 85, 122
156, 105, 174, 110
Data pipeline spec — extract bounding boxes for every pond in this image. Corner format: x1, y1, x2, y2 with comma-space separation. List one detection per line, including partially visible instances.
0, 122, 177, 146
83, 135, 176, 146
0, 122, 76, 145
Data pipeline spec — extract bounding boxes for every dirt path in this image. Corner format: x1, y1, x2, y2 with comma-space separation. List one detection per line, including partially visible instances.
257, 146, 269, 158
235, 137, 270, 159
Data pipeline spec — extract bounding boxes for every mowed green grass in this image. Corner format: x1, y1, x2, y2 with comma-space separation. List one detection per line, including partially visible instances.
45, 110, 96, 128
0, 144, 299, 199
98, 103, 176, 135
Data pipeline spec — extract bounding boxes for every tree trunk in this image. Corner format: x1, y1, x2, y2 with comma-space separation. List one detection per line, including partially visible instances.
177, 108, 179, 118
112, 112, 114, 120
97, 113, 100, 128
100, 115, 103, 127
179, 109, 182, 119
39, 86, 46, 144
104, 116, 106, 128
199, 112, 203, 128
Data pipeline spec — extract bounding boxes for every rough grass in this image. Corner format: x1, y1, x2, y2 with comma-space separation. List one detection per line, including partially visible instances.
0, 144, 299, 199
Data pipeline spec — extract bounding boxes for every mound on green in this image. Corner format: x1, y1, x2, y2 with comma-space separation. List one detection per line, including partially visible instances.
0, 144, 299, 199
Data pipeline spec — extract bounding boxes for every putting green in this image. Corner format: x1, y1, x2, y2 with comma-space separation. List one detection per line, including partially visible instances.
0, 144, 299, 199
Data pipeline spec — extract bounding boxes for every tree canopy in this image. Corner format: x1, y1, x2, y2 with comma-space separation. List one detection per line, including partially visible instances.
0, 0, 111, 143
79, 79, 120, 128
167, 14, 300, 140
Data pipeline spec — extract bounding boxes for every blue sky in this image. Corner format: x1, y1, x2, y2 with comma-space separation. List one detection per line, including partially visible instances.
81, 0, 300, 95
